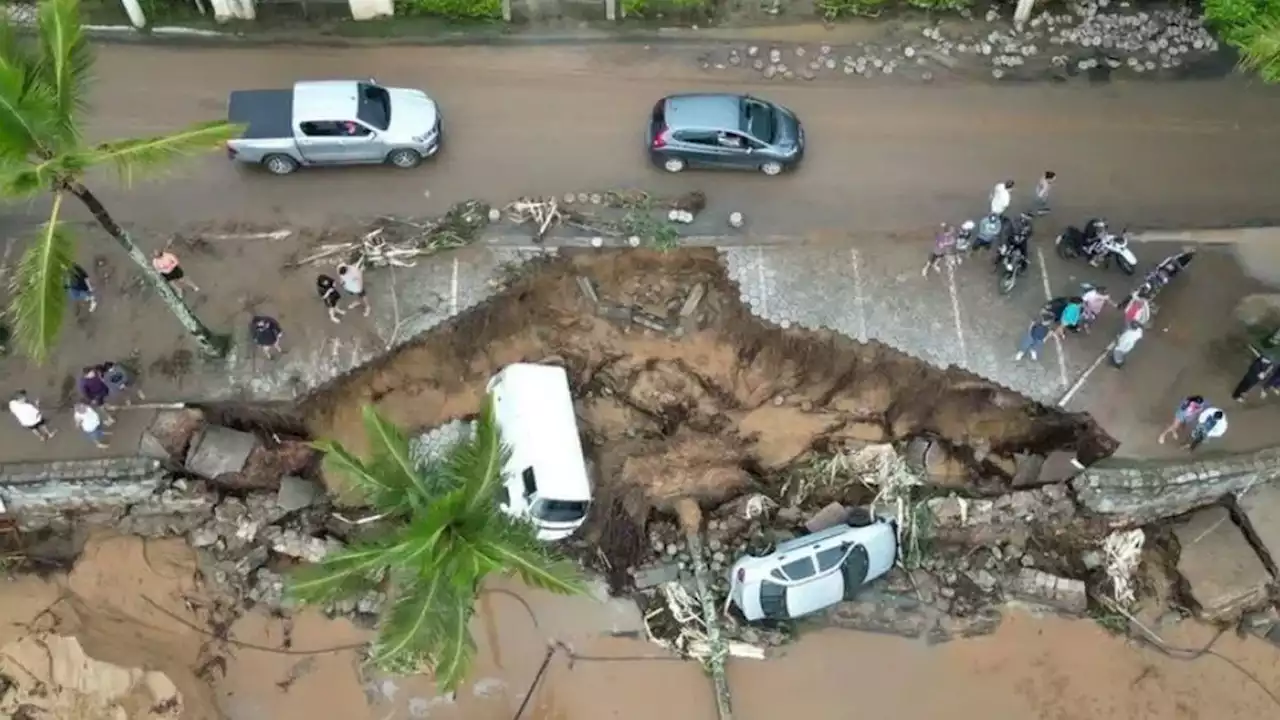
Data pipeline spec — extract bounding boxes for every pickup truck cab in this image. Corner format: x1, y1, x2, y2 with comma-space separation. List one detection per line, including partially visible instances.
226, 80, 441, 176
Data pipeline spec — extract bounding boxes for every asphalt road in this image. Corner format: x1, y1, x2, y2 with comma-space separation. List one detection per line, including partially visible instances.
60, 42, 1280, 236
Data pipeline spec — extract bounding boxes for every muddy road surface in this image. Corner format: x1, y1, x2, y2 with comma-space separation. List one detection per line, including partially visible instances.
57, 43, 1280, 236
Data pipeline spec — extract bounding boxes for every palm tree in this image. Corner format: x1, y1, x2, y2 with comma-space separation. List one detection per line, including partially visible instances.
1238, 22, 1280, 83
0, 0, 241, 363
290, 401, 584, 690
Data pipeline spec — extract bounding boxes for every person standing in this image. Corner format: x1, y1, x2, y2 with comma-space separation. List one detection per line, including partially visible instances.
922, 223, 959, 277
1158, 395, 1205, 445
250, 315, 284, 359
8, 391, 55, 441
73, 403, 110, 449
337, 262, 371, 317
1014, 319, 1053, 362
1031, 171, 1056, 216
1260, 365, 1280, 398
1080, 284, 1116, 332
99, 360, 145, 402
151, 247, 201, 298
78, 366, 115, 426
1123, 290, 1153, 328
316, 275, 345, 324
989, 180, 1014, 216
65, 262, 97, 313
1187, 407, 1227, 451
1111, 321, 1144, 367
1231, 353, 1276, 402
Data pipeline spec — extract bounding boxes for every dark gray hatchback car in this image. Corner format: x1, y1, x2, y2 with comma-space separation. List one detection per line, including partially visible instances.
648, 93, 805, 176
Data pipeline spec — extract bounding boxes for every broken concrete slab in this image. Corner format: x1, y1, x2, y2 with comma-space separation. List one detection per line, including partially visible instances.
1012, 453, 1046, 487
632, 561, 681, 590
1236, 480, 1280, 572
185, 426, 258, 480
804, 502, 849, 533
1008, 568, 1088, 614
1036, 450, 1082, 485
1173, 506, 1271, 621
139, 409, 206, 461
277, 476, 323, 513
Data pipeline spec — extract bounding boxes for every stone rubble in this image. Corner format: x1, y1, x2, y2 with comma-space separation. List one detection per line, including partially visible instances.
706, 2, 1221, 84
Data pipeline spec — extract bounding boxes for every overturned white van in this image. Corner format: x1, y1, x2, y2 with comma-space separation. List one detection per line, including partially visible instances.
485, 363, 593, 541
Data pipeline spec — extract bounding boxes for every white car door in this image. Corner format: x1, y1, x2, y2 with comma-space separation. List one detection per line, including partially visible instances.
780, 555, 840, 618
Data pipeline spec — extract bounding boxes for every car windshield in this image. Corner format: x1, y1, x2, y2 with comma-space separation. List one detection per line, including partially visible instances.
741, 99, 776, 144
532, 499, 589, 523
357, 84, 391, 131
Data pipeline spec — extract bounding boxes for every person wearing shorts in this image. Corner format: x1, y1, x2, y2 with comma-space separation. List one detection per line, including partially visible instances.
8, 391, 55, 441
338, 262, 371, 317
1158, 395, 1204, 445
74, 403, 110, 449
65, 262, 97, 312
152, 248, 200, 298
317, 275, 345, 324
1187, 407, 1227, 452
250, 315, 284, 359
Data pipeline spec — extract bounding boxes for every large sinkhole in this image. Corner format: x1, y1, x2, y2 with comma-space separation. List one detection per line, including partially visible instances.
301, 249, 1117, 586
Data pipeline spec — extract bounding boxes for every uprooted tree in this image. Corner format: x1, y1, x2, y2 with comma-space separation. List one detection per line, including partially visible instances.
0, 0, 241, 362
289, 401, 584, 690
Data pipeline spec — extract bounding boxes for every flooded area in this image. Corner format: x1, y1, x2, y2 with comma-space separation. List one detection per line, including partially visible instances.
0, 533, 1275, 720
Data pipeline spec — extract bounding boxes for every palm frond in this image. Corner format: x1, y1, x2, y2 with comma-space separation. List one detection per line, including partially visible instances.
7, 192, 73, 363
286, 539, 400, 606
0, 28, 58, 161
371, 568, 476, 692
90, 120, 244, 186
474, 513, 584, 595
312, 438, 413, 514
444, 397, 511, 516
34, 0, 91, 145
360, 405, 434, 506
1237, 22, 1280, 83
0, 152, 86, 198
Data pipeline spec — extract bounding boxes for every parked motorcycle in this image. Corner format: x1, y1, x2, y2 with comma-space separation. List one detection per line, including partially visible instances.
1056, 222, 1138, 275
997, 243, 1028, 294
1134, 250, 1195, 298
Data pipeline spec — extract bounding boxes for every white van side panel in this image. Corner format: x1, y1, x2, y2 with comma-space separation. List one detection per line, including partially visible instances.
487, 364, 592, 503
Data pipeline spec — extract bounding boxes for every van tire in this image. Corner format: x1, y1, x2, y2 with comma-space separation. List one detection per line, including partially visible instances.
263, 154, 299, 176
387, 149, 422, 169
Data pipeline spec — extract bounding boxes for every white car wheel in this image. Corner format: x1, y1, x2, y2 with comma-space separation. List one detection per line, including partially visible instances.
663, 157, 686, 173
760, 161, 784, 176
263, 155, 298, 175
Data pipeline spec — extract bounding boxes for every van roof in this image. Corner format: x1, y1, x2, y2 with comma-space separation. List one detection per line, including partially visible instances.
490, 364, 591, 502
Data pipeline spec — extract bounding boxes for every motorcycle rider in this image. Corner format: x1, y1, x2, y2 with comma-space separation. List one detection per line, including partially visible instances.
998, 213, 1033, 274
1082, 218, 1113, 266
974, 213, 1002, 251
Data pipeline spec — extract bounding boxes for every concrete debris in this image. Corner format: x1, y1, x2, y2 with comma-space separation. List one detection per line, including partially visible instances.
632, 561, 682, 590
1008, 568, 1088, 614
277, 475, 323, 512
268, 527, 344, 563
185, 425, 258, 480
804, 502, 849, 533
1236, 480, 1280, 571
1173, 506, 1271, 621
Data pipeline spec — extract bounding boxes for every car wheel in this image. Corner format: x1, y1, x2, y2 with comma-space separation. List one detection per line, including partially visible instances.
388, 149, 422, 169
662, 157, 686, 174
744, 536, 776, 558
262, 154, 299, 176
846, 507, 874, 527
760, 161, 784, 176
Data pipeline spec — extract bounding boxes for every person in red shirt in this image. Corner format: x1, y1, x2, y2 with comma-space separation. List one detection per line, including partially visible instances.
152, 248, 201, 298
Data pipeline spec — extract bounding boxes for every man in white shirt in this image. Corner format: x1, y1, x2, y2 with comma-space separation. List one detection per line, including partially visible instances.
337, 262, 371, 317
1187, 407, 1227, 451
990, 179, 1014, 216
8, 391, 55, 441
1111, 322, 1144, 367
74, 403, 110, 449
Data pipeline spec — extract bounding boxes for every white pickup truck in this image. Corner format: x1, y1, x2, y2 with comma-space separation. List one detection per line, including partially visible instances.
226, 80, 441, 176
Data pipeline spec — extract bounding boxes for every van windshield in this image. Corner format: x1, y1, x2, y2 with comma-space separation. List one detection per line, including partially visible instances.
532, 499, 588, 523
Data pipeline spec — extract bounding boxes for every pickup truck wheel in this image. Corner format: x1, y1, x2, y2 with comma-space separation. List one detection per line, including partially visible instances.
387, 149, 422, 169
262, 155, 299, 176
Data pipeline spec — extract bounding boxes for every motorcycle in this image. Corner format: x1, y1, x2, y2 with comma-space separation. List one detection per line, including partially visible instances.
997, 243, 1028, 294
1056, 223, 1138, 275
1134, 250, 1195, 298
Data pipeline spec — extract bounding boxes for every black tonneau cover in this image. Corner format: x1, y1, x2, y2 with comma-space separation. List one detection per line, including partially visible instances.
228, 89, 293, 140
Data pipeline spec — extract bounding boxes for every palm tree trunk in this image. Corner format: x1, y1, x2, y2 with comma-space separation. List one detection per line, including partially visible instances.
67, 182, 230, 358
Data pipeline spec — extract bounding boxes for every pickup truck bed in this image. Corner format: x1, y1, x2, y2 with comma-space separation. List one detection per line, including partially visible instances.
228, 89, 293, 140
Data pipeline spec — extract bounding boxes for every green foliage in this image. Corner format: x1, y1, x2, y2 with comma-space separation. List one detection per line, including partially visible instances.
816, 0, 890, 20
0, 0, 238, 361
393, 0, 502, 20
290, 402, 584, 690
621, 0, 710, 19
905, 0, 971, 10
1204, 0, 1280, 81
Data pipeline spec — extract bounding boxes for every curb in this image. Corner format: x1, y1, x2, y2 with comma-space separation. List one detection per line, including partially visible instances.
1131, 227, 1280, 246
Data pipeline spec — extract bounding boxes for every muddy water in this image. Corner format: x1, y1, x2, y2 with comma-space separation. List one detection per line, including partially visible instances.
1, 534, 1275, 720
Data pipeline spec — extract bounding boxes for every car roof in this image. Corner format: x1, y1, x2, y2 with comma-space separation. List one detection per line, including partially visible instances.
292, 81, 360, 123
664, 94, 745, 132
488, 364, 592, 502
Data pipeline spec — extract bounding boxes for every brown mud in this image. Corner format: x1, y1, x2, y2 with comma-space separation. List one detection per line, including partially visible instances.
303, 248, 1115, 524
